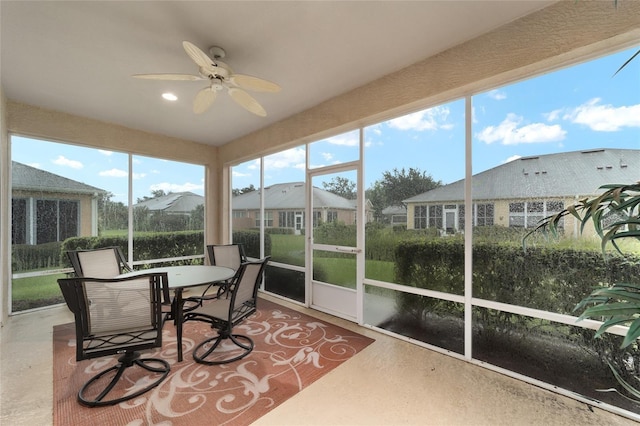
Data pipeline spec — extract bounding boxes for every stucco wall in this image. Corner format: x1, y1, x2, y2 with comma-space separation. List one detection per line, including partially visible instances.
1, 82, 8, 324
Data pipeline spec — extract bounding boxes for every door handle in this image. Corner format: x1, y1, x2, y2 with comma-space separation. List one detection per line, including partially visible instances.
335, 247, 362, 254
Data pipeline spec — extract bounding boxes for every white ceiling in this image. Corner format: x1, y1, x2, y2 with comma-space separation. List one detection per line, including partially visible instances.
1, 1, 554, 147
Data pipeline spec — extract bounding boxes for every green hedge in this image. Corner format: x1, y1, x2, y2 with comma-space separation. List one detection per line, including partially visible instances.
233, 229, 270, 259
59, 230, 270, 266
60, 231, 206, 267
12, 242, 63, 272
393, 238, 640, 377
395, 239, 640, 314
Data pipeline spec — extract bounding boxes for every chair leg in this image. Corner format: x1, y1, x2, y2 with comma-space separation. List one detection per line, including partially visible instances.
193, 331, 254, 365
78, 351, 170, 407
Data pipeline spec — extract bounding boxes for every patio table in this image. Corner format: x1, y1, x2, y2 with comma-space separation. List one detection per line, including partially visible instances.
118, 265, 235, 362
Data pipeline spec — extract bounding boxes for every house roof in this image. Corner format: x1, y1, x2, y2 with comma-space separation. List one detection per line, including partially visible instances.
232, 182, 355, 210
404, 148, 640, 203
11, 161, 105, 195
133, 191, 204, 213
382, 205, 407, 215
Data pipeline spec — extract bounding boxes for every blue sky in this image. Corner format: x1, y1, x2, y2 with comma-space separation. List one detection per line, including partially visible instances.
11, 47, 639, 203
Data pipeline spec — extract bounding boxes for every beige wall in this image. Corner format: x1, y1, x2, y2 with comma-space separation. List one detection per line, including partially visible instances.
1, 83, 8, 324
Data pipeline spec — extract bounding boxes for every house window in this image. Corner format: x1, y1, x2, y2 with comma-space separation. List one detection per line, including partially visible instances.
233, 211, 246, 218
527, 201, 544, 228
414, 205, 427, 229
313, 211, 322, 227
509, 201, 561, 228
327, 211, 338, 223
509, 202, 525, 227
546, 201, 564, 229
278, 211, 302, 228
255, 211, 273, 227
428, 205, 443, 229
19, 199, 79, 244
476, 203, 494, 226
11, 199, 27, 245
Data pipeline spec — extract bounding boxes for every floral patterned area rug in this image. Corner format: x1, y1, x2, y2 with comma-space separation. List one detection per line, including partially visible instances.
53, 299, 374, 425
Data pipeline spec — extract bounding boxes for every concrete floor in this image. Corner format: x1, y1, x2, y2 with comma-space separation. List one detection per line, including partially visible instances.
1, 294, 638, 426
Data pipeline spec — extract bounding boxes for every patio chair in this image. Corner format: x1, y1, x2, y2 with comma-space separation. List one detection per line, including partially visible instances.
57, 273, 170, 407
183, 243, 247, 307
67, 246, 132, 278
67, 246, 173, 316
183, 256, 270, 365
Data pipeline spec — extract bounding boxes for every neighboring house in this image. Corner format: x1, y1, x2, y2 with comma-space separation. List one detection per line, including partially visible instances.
232, 182, 367, 233
11, 161, 106, 245
382, 205, 408, 225
351, 198, 374, 224
133, 191, 204, 215
403, 148, 640, 237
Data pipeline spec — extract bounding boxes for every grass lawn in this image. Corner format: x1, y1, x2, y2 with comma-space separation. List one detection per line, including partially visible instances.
12, 273, 65, 300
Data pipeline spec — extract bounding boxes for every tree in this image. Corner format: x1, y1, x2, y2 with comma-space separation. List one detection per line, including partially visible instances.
137, 189, 167, 203
323, 177, 356, 199
368, 168, 442, 221
97, 191, 128, 231
232, 184, 256, 196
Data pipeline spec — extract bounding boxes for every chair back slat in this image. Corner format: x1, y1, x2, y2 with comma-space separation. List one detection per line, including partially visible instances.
228, 257, 270, 318
83, 277, 154, 335
208, 244, 245, 271
69, 247, 130, 278
234, 262, 262, 305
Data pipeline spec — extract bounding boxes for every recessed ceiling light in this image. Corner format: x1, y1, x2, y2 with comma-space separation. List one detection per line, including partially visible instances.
162, 93, 178, 101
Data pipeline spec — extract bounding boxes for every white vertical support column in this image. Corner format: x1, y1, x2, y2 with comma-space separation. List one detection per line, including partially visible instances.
259, 157, 265, 259
91, 194, 98, 236
356, 127, 365, 325
127, 154, 134, 266
305, 143, 312, 307
464, 95, 473, 360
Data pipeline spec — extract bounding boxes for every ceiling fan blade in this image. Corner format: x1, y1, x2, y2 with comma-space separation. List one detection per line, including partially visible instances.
133, 73, 204, 81
193, 87, 217, 114
182, 41, 216, 70
228, 88, 267, 117
229, 74, 281, 93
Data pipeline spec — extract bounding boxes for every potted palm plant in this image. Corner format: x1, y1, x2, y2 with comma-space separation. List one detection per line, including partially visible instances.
525, 182, 640, 400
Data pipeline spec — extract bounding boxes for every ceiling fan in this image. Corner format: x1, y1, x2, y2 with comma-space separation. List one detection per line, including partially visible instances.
133, 41, 281, 117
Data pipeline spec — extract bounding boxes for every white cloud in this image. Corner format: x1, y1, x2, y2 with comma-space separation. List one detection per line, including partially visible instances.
503, 155, 522, 163
247, 159, 260, 170
99, 168, 127, 177
232, 170, 251, 178
544, 109, 563, 122
27, 162, 41, 169
264, 147, 306, 169
323, 134, 359, 146
98, 150, 113, 156
322, 152, 333, 161
388, 106, 451, 131
487, 89, 507, 100
476, 113, 566, 145
150, 182, 204, 193
52, 155, 83, 169
563, 98, 640, 131
98, 168, 145, 179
